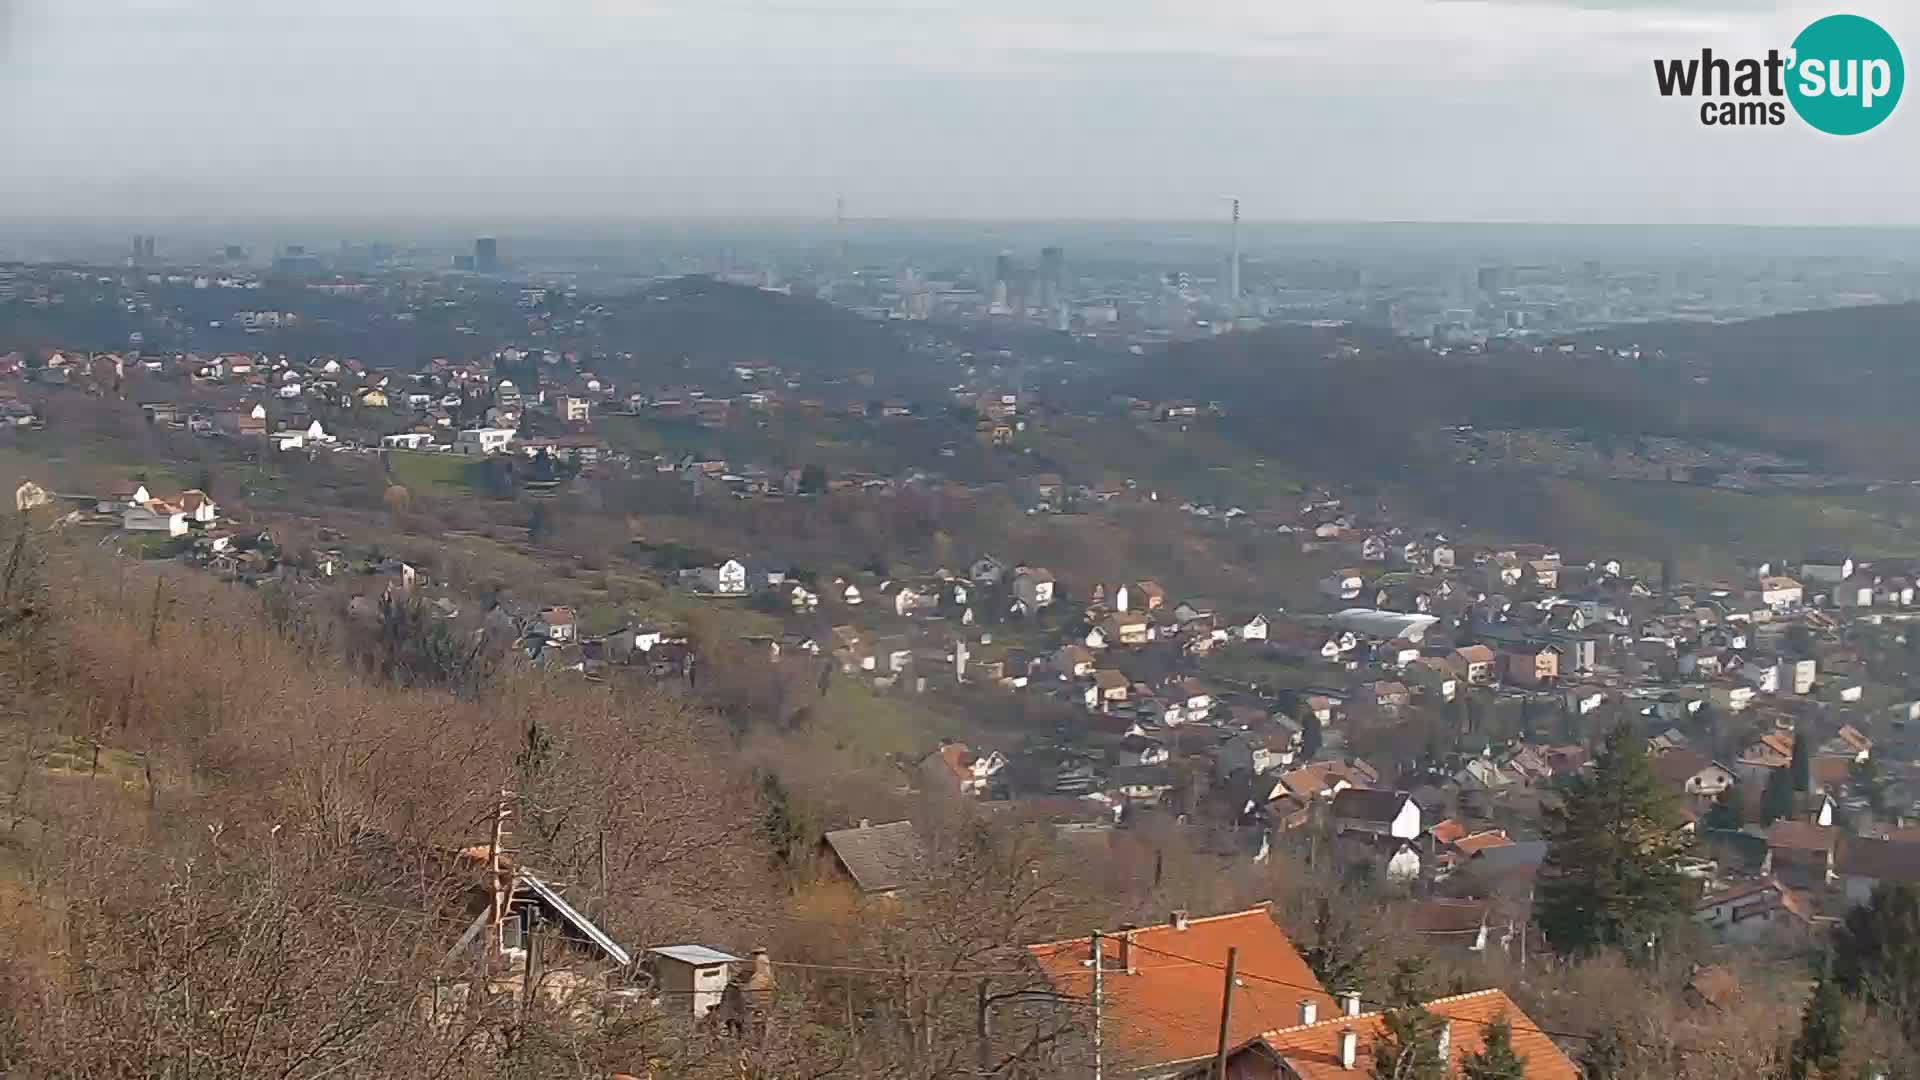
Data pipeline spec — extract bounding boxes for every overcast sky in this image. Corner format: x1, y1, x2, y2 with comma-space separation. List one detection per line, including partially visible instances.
0, 0, 1913, 224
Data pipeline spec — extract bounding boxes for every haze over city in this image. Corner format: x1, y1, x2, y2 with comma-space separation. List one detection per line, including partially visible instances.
3, 0, 1919, 224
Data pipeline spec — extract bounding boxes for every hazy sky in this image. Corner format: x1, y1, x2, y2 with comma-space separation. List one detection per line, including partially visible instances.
0, 0, 1914, 224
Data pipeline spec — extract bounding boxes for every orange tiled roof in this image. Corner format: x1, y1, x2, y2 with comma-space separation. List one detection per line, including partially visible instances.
1243, 989, 1579, 1079
1453, 830, 1514, 855
1429, 818, 1468, 846
1028, 904, 1333, 1069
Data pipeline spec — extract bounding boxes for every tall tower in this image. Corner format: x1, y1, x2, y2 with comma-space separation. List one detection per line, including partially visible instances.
835, 195, 848, 268
1228, 197, 1241, 307
475, 237, 499, 274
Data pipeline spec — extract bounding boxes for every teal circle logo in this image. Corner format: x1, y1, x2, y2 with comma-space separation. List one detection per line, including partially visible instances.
1788, 14, 1903, 135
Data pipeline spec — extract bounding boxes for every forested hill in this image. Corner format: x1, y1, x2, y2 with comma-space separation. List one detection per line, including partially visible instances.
604, 276, 914, 384
1582, 300, 1920, 414
1101, 302, 1920, 480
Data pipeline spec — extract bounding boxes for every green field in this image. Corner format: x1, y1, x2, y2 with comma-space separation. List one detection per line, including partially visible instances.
387, 451, 480, 495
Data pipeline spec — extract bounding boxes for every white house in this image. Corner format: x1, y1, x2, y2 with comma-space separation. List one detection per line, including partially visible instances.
97, 482, 151, 513
1239, 614, 1269, 642
1758, 576, 1804, 610
1694, 878, 1807, 944
123, 501, 188, 536
178, 489, 219, 524
1331, 789, 1421, 840
381, 433, 437, 450
1318, 569, 1365, 601
1800, 554, 1854, 584
454, 427, 518, 456
1012, 568, 1056, 610
686, 559, 747, 595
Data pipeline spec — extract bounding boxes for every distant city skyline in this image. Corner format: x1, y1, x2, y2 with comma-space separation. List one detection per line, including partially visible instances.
2, 0, 1917, 225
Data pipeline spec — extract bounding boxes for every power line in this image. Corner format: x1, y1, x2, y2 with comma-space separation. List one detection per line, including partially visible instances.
1122, 938, 1735, 1061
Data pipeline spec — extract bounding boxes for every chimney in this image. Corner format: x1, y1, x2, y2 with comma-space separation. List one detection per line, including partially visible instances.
1341, 990, 1362, 1017
1118, 927, 1137, 975
745, 947, 775, 992
1436, 1022, 1451, 1064
1339, 1028, 1358, 1070
1298, 998, 1318, 1026
1171, 909, 1190, 931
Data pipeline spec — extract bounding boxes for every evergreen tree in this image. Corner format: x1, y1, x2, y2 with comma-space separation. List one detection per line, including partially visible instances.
1787, 971, 1846, 1080
1370, 1006, 1448, 1080
1791, 730, 1812, 793
1461, 1015, 1528, 1080
1578, 1026, 1630, 1079
1832, 881, 1920, 1046
1387, 955, 1434, 1008
1302, 708, 1324, 759
1762, 765, 1796, 825
1537, 719, 1692, 956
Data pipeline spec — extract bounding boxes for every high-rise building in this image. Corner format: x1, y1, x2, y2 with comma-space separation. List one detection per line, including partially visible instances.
475, 237, 499, 274
1038, 246, 1065, 311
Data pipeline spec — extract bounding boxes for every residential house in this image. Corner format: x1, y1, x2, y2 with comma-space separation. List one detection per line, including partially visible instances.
1135, 580, 1167, 611
1012, 568, 1056, 610
1765, 820, 1837, 889
1692, 877, 1813, 944
1102, 613, 1152, 647
1836, 835, 1920, 907
923, 742, 1006, 797
177, 489, 218, 525
1090, 670, 1131, 709
97, 482, 151, 512
1759, 576, 1804, 610
820, 820, 922, 897
1711, 682, 1757, 714
1651, 750, 1737, 799
682, 559, 748, 595
1240, 614, 1270, 642
1318, 569, 1366, 602
1357, 680, 1411, 711
1183, 989, 1579, 1080
1331, 789, 1421, 840
454, 427, 517, 456
1026, 905, 1337, 1079
1055, 644, 1097, 678
1452, 645, 1497, 685
532, 607, 576, 644
123, 500, 188, 536
1820, 724, 1872, 763
1799, 552, 1854, 584
1501, 645, 1560, 688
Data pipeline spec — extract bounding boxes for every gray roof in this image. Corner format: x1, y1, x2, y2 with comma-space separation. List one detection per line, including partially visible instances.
823, 820, 922, 894
519, 871, 632, 967
1332, 788, 1411, 824
648, 944, 744, 967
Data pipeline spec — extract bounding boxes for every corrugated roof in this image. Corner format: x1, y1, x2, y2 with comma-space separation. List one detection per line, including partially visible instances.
518, 870, 631, 967
648, 945, 743, 967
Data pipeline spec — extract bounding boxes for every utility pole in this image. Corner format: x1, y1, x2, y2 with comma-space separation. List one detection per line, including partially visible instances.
976, 977, 991, 1075
1213, 947, 1239, 1080
1090, 929, 1104, 1080
486, 787, 512, 962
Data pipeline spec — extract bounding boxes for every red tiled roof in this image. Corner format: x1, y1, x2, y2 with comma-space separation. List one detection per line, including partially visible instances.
1028, 904, 1333, 1069
1454, 830, 1514, 855
1766, 821, 1834, 852
1236, 989, 1578, 1080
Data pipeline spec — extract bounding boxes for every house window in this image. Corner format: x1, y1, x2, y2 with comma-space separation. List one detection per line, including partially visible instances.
501, 913, 525, 952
